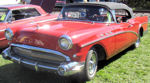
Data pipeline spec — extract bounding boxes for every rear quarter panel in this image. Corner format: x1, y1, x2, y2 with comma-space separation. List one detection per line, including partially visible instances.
133, 16, 148, 33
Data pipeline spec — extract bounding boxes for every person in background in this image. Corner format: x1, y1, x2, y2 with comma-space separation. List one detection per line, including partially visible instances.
21, 0, 31, 4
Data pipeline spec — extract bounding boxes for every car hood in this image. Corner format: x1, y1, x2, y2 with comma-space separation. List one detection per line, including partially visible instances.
12, 20, 107, 50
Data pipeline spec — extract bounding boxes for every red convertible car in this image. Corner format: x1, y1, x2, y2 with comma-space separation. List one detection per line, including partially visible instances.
2, 2, 148, 81
0, 4, 57, 50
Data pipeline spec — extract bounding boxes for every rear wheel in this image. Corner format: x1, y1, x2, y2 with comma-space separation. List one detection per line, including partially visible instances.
83, 48, 98, 81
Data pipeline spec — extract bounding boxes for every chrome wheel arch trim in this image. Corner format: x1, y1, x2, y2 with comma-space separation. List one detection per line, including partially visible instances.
138, 22, 148, 35
11, 43, 71, 61
81, 31, 138, 48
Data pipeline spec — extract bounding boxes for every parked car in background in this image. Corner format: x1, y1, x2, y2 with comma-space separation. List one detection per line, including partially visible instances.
31, 0, 57, 13
0, 4, 57, 50
55, 0, 75, 7
0, 0, 20, 5
55, 0, 66, 7
2, 2, 148, 81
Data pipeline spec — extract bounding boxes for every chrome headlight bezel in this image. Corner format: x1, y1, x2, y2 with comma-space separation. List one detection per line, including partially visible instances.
5, 28, 14, 41
58, 35, 73, 50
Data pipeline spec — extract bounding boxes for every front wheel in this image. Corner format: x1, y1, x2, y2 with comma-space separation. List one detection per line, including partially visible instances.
83, 48, 98, 81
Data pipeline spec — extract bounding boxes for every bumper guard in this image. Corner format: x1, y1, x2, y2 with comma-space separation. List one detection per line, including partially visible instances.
2, 47, 84, 76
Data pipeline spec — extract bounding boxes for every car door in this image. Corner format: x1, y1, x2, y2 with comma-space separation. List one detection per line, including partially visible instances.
112, 9, 138, 53
111, 23, 134, 52
99, 23, 116, 58
95, 8, 116, 58
97, 8, 116, 58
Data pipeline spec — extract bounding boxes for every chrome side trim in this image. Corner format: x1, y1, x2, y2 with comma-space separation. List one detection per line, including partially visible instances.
0, 38, 6, 41
30, 18, 57, 24
0, 29, 5, 32
81, 31, 138, 47
141, 22, 148, 25
11, 43, 71, 61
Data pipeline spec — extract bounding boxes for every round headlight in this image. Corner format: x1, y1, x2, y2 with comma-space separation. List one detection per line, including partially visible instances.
58, 35, 72, 50
5, 28, 14, 40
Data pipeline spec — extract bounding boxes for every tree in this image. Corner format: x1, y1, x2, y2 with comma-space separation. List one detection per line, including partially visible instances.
120, 0, 150, 10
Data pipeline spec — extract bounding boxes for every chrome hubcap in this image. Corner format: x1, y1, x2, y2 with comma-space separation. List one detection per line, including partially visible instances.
135, 38, 140, 48
88, 51, 97, 77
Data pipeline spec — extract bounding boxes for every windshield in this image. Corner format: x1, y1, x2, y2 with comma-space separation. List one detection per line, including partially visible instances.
58, 5, 114, 22
0, 8, 9, 22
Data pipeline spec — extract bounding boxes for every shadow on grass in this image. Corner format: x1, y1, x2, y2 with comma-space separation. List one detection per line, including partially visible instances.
0, 63, 85, 83
98, 46, 135, 70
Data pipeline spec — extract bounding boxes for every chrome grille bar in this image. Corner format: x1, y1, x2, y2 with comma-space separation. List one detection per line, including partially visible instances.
11, 43, 71, 61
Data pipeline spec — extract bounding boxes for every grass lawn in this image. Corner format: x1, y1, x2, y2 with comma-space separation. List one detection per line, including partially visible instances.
0, 24, 150, 83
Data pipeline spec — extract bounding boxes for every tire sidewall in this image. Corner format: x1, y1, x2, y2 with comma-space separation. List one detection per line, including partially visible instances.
84, 48, 98, 81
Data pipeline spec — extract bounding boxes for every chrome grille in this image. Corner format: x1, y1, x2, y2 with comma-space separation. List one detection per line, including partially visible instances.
11, 46, 67, 64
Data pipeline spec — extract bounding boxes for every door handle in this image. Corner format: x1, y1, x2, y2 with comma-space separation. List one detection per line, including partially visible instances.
128, 24, 133, 28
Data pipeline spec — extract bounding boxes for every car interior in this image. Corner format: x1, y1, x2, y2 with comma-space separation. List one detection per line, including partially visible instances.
115, 9, 131, 23
11, 8, 40, 21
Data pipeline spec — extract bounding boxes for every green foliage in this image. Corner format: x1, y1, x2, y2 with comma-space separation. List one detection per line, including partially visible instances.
121, 0, 150, 10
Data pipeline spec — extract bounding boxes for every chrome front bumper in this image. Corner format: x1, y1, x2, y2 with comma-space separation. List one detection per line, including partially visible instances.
2, 47, 85, 76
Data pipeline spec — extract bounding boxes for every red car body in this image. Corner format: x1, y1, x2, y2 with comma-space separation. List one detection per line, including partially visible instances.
2, 2, 148, 80
0, 4, 57, 49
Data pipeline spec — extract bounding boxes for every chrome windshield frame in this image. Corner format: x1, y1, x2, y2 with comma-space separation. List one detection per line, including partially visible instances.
57, 5, 116, 23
